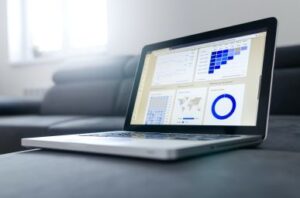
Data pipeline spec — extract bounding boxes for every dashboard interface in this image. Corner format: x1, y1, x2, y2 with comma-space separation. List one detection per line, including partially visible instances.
131, 31, 267, 126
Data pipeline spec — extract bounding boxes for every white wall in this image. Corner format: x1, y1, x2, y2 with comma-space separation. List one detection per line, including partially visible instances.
0, 0, 300, 96
108, 0, 300, 54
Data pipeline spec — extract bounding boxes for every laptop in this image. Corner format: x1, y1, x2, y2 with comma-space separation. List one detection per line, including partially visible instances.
22, 18, 277, 160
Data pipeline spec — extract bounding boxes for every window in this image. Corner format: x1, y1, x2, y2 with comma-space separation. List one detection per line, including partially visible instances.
7, 0, 107, 64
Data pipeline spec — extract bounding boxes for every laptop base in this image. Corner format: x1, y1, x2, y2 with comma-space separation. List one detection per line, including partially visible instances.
22, 132, 262, 160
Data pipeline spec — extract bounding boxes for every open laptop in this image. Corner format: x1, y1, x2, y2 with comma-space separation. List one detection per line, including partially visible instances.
22, 18, 277, 160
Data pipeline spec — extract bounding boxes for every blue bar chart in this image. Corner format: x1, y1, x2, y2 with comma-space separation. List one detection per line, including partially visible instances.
194, 40, 251, 81
208, 46, 248, 74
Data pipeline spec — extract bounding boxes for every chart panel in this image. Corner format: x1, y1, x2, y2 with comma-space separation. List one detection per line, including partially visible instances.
144, 90, 175, 124
195, 39, 251, 81
204, 84, 245, 125
152, 50, 197, 85
171, 88, 207, 125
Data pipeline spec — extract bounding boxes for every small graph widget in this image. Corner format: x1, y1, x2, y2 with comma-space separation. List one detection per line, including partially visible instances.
195, 39, 251, 81
208, 46, 248, 74
204, 84, 245, 125
144, 90, 175, 124
171, 88, 207, 125
211, 94, 236, 120
145, 96, 169, 124
152, 50, 197, 86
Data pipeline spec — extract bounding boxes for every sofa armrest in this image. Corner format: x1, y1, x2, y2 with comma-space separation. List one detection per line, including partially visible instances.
0, 97, 41, 115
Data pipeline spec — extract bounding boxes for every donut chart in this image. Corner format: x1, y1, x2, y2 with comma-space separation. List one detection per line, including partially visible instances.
211, 94, 236, 120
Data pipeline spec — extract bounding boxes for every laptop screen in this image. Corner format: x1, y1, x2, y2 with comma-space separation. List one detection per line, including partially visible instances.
130, 31, 267, 126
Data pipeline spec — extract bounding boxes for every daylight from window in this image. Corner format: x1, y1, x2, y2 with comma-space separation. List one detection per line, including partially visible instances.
7, 0, 107, 63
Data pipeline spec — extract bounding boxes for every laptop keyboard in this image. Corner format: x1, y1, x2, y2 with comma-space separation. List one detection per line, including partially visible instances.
79, 131, 239, 141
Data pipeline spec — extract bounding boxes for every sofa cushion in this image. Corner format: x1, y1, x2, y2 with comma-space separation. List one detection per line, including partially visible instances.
0, 115, 81, 128
259, 116, 300, 152
0, 115, 84, 153
0, 97, 41, 115
41, 55, 139, 116
53, 56, 133, 84
112, 56, 139, 115
123, 56, 139, 78
275, 45, 300, 69
271, 68, 300, 115
48, 116, 125, 134
41, 81, 119, 115
114, 78, 134, 116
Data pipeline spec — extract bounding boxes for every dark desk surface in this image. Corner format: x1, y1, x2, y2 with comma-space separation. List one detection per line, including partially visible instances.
0, 148, 299, 198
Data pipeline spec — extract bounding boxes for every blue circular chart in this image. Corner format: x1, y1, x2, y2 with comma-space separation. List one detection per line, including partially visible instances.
211, 94, 236, 120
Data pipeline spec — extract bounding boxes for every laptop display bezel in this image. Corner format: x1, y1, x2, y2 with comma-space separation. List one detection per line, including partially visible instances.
124, 17, 277, 139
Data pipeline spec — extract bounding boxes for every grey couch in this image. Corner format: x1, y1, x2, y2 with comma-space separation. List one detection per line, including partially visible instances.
0, 56, 139, 154
0, 45, 299, 154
